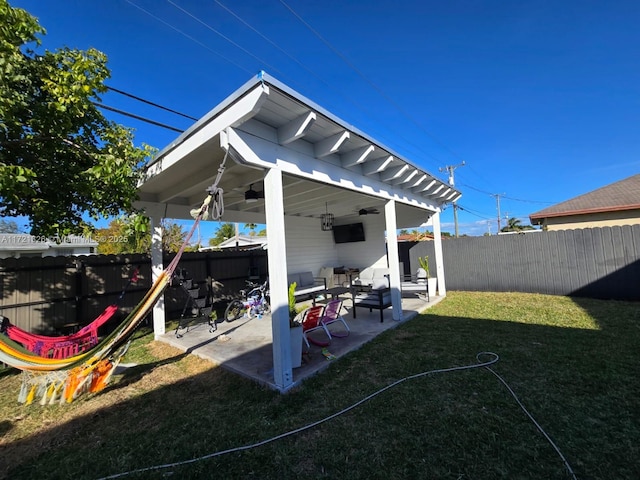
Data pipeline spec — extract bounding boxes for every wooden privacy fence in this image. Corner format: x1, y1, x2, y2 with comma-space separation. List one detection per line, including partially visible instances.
0, 250, 268, 333
408, 225, 640, 301
4, 226, 637, 334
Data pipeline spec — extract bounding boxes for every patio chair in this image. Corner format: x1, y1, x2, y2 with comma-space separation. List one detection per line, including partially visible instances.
301, 304, 330, 348
400, 274, 430, 302
320, 299, 350, 338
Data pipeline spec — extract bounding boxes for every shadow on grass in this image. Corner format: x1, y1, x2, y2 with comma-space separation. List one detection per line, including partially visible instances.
1, 294, 638, 480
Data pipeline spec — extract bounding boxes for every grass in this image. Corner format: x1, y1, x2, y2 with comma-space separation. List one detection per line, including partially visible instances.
1, 291, 638, 480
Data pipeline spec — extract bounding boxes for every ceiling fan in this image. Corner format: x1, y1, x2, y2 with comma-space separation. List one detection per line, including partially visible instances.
243, 184, 264, 203
358, 207, 380, 215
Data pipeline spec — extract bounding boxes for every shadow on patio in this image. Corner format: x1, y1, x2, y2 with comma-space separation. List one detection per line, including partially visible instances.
157, 293, 445, 390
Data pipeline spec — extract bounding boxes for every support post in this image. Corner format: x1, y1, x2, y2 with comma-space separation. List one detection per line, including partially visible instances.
263, 168, 294, 390
431, 211, 446, 296
384, 200, 403, 321
150, 214, 165, 338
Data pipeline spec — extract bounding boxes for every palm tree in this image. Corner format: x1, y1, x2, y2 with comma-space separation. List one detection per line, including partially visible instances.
244, 223, 257, 236
501, 217, 534, 233
209, 223, 236, 246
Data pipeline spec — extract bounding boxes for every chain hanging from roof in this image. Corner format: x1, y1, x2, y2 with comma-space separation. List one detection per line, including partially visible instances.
320, 202, 334, 231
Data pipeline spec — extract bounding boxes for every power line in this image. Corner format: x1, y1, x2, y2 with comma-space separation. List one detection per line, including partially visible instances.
165, 0, 285, 78
128, 0, 551, 211
458, 182, 555, 205
457, 204, 493, 220
212, 0, 446, 169
277, 1, 564, 208
92, 102, 184, 133
278, 0, 454, 171
123, 0, 253, 76
106, 86, 198, 121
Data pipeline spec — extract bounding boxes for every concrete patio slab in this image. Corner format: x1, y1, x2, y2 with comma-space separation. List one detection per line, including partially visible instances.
157, 293, 444, 391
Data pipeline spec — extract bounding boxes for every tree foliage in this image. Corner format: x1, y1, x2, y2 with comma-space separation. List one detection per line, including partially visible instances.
0, 0, 153, 236
0, 218, 21, 233
95, 215, 188, 254
500, 217, 535, 233
209, 223, 236, 246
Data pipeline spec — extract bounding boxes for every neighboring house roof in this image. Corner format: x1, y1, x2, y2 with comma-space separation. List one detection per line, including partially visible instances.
203, 235, 268, 250
397, 233, 434, 242
0, 234, 98, 257
530, 174, 640, 223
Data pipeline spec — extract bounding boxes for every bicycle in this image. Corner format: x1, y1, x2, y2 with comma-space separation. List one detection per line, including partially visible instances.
224, 279, 270, 322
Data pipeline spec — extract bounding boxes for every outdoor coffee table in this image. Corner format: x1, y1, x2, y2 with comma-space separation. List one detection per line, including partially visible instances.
325, 286, 351, 299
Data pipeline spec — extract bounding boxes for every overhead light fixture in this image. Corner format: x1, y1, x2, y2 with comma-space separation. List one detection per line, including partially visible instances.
321, 202, 334, 231
245, 184, 260, 203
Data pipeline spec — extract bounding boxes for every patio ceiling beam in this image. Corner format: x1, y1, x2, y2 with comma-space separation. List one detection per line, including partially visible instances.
437, 187, 451, 198
277, 111, 316, 145
409, 173, 428, 188
362, 155, 394, 175
389, 167, 419, 186
340, 144, 375, 168
314, 131, 350, 158
226, 127, 444, 212
425, 184, 446, 197
413, 179, 437, 194
379, 164, 410, 182
156, 175, 217, 204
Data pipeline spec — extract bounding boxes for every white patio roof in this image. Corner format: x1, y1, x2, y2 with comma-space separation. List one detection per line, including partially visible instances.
136, 72, 460, 227
138, 72, 460, 392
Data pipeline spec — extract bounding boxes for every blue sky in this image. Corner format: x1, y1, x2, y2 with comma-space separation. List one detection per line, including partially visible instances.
11, 0, 640, 239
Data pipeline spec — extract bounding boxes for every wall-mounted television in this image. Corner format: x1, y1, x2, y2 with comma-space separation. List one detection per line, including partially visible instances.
333, 222, 365, 244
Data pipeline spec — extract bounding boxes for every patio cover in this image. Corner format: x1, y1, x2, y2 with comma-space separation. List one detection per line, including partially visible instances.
136, 72, 461, 391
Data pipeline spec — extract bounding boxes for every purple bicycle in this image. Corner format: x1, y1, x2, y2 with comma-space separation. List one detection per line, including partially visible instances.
223, 279, 269, 321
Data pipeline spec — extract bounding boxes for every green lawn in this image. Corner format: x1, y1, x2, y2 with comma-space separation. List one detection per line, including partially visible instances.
1, 292, 638, 479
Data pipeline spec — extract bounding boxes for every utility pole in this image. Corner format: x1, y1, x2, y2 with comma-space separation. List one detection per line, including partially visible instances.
439, 161, 465, 237
490, 193, 505, 232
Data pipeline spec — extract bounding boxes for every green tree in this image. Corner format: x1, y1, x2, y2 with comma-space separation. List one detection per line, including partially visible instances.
244, 223, 257, 236
500, 217, 535, 233
209, 223, 236, 246
0, 219, 21, 233
95, 215, 187, 254
0, 1, 153, 236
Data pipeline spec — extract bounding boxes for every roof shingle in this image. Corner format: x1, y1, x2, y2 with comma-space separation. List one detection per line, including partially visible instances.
530, 174, 640, 220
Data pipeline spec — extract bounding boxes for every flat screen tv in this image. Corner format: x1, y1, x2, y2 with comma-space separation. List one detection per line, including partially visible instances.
333, 222, 365, 244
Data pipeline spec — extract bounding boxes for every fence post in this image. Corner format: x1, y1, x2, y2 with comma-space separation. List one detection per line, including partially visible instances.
74, 258, 86, 329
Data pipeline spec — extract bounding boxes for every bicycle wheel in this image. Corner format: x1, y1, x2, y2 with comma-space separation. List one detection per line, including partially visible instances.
224, 299, 245, 322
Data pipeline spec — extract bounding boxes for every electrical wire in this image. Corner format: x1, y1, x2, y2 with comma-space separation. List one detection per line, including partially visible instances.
91, 102, 184, 133
106, 86, 198, 121
123, 0, 253, 76
457, 204, 493, 220
278, 0, 465, 171
165, 0, 285, 78
123, 0, 556, 209
94, 352, 577, 480
458, 182, 555, 205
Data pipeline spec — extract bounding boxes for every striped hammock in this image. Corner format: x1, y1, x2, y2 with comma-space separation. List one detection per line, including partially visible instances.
1, 267, 139, 359
0, 194, 212, 404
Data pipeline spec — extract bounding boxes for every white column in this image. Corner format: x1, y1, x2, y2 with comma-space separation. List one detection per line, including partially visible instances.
150, 214, 165, 337
384, 200, 403, 321
431, 211, 446, 296
263, 168, 293, 390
